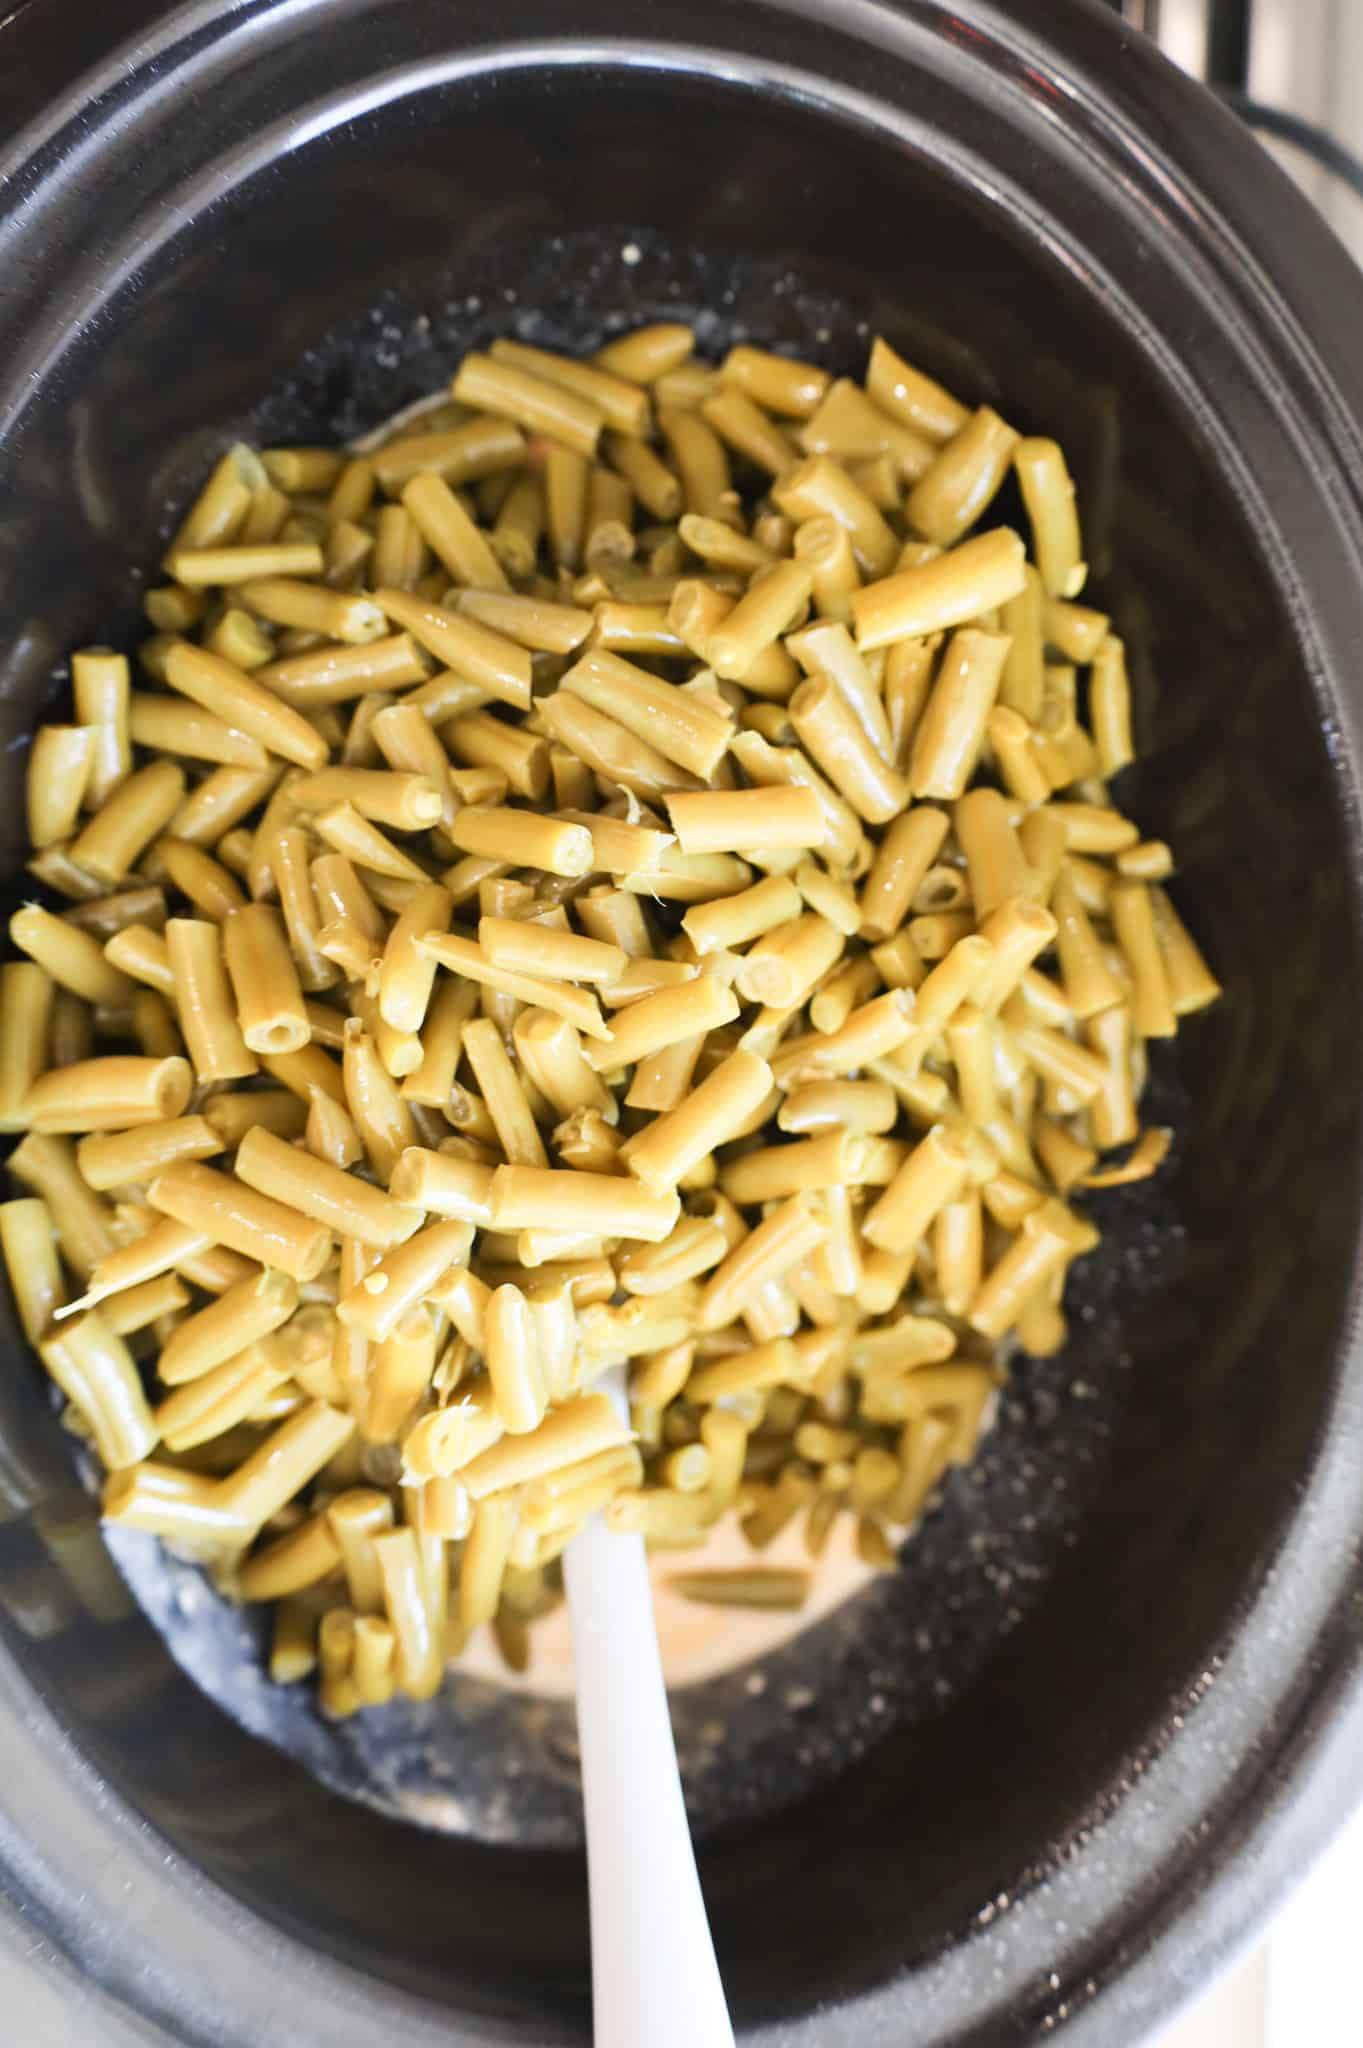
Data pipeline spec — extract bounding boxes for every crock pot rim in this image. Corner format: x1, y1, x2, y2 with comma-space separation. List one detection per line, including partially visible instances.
1, 4, 1363, 2044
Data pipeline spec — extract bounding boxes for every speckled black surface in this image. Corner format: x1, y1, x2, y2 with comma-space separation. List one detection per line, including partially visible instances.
152, 231, 916, 536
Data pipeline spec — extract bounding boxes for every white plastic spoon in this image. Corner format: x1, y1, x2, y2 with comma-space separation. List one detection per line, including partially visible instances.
563, 1366, 734, 2048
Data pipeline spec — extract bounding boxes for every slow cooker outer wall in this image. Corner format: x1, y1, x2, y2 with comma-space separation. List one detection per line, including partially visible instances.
3, 3, 1363, 2046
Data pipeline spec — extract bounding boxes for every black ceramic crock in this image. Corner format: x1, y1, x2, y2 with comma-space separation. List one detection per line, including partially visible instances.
3, 1, 1363, 2042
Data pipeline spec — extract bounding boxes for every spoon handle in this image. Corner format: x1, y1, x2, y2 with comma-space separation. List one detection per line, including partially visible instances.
564, 1505, 734, 2048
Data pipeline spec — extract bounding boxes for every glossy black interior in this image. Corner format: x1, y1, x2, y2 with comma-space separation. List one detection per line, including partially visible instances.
1, 16, 1361, 2045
